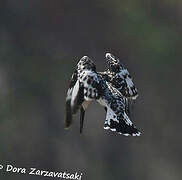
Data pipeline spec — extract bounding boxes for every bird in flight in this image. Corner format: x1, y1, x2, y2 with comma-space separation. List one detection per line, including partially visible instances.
99, 53, 138, 117
65, 55, 141, 136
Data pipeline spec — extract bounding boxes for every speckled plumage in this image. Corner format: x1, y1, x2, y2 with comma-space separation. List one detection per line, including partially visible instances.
100, 53, 138, 99
65, 56, 141, 136
99, 53, 139, 118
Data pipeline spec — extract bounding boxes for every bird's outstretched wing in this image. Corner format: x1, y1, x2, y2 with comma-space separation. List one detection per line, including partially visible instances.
65, 69, 77, 128
102, 53, 138, 99
65, 69, 85, 128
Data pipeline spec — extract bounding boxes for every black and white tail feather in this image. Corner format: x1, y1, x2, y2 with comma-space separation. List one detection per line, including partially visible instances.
65, 55, 141, 136
100, 82, 141, 136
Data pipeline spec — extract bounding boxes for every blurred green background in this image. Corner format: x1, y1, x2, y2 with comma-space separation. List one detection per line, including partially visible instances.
0, 0, 182, 180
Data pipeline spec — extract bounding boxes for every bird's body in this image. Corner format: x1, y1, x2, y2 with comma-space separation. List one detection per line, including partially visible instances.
65, 55, 141, 136
99, 53, 139, 117
100, 53, 138, 99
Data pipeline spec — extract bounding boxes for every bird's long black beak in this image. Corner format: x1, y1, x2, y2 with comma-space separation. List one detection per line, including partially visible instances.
125, 98, 133, 118
80, 106, 85, 134
65, 100, 72, 129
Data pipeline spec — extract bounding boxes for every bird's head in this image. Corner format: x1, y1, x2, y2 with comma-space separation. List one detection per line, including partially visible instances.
77, 56, 96, 71
105, 53, 123, 73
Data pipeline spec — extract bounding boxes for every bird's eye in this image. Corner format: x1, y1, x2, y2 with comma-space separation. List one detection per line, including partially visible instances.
107, 56, 111, 60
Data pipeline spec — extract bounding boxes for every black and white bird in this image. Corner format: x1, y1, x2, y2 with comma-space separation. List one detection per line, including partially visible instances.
99, 53, 138, 117
101, 53, 138, 99
65, 56, 141, 136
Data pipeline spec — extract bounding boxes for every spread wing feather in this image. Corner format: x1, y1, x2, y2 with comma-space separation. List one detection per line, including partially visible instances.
65, 70, 84, 128
65, 69, 77, 128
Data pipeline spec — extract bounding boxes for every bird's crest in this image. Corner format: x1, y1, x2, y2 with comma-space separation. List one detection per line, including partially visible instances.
105, 53, 123, 73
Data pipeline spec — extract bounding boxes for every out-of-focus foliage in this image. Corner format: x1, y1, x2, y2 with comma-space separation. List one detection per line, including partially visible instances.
0, 0, 182, 180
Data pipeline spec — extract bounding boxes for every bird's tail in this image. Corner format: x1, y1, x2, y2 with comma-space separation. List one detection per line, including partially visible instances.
104, 107, 141, 136
65, 99, 72, 129
80, 106, 85, 133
